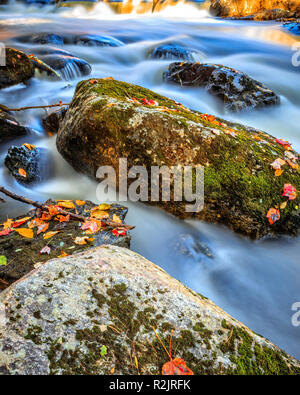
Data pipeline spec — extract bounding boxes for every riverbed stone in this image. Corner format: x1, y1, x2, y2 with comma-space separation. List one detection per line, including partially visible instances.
0, 110, 29, 144
0, 201, 130, 289
74, 34, 124, 47
150, 44, 202, 61
38, 54, 92, 80
56, 78, 300, 239
163, 62, 279, 112
0, 48, 35, 89
283, 22, 300, 35
0, 245, 299, 375
42, 107, 68, 135
4, 145, 54, 184
17, 33, 65, 46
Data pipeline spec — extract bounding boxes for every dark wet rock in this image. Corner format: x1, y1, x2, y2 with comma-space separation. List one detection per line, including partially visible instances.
4, 145, 54, 184
0, 48, 34, 89
57, 79, 300, 239
150, 44, 201, 61
0, 201, 130, 288
31, 46, 75, 58
0, 110, 28, 144
42, 107, 68, 135
1, 245, 300, 375
38, 54, 92, 80
74, 34, 124, 47
283, 22, 300, 35
210, 0, 300, 19
29, 55, 61, 79
164, 62, 279, 112
172, 233, 213, 262
17, 33, 65, 46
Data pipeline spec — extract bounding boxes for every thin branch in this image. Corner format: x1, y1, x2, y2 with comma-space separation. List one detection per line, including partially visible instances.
0, 186, 134, 230
0, 103, 70, 112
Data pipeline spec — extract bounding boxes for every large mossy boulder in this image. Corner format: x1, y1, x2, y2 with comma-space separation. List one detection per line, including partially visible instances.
0, 200, 130, 289
0, 245, 299, 375
0, 48, 35, 89
164, 62, 279, 112
56, 79, 300, 239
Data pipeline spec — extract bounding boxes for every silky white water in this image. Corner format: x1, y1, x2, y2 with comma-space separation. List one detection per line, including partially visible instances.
0, 1, 300, 360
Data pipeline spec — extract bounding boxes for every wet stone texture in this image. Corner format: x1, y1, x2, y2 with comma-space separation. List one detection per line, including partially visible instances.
0, 245, 299, 375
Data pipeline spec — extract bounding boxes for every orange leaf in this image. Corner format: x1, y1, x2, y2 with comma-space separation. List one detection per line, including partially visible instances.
90, 209, 109, 220
18, 168, 27, 178
162, 359, 194, 375
2, 218, 13, 229
37, 222, 49, 235
14, 228, 34, 238
58, 251, 69, 258
112, 214, 122, 224
286, 159, 299, 170
74, 236, 91, 245
0, 228, 13, 236
58, 214, 70, 223
266, 208, 280, 225
56, 200, 75, 209
22, 143, 35, 150
43, 231, 60, 240
275, 169, 283, 177
12, 217, 31, 228
47, 205, 62, 216
75, 200, 86, 206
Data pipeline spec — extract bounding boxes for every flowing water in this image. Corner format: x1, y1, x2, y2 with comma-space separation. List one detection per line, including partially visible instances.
0, 0, 300, 360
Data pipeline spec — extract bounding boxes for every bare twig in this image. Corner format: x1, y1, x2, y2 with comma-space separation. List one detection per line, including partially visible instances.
0, 186, 134, 230
0, 103, 70, 112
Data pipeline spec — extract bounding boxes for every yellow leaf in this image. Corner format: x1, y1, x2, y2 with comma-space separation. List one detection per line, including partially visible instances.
280, 201, 288, 210
74, 236, 90, 245
18, 168, 27, 178
90, 209, 109, 220
275, 169, 283, 177
112, 214, 122, 224
75, 200, 86, 206
56, 200, 75, 209
44, 231, 60, 240
2, 218, 13, 229
58, 251, 69, 258
96, 204, 111, 211
14, 228, 34, 238
22, 143, 35, 150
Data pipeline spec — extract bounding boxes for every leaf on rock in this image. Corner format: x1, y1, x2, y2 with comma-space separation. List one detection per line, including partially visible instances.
75, 200, 86, 206
74, 236, 91, 245
58, 251, 69, 258
12, 217, 31, 228
37, 222, 49, 235
112, 228, 127, 237
0, 228, 12, 237
22, 143, 35, 150
14, 228, 34, 238
282, 184, 297, 201
81, 220, 101, 234
56, 200, 75, 209
40, 246, 51, 255
100, 345, 107, 356
266, 208, 280, 225
0, 255, 7, 266
162, 358, 194, 376
96, 204, 111, 211
18, 168, 27, 178
2, 218, 13, 229
270, 158, 286, 170
275, 169, 283, 177
112, 214, 122, 224
90, 209, 109, 220
44, 231, 60, 240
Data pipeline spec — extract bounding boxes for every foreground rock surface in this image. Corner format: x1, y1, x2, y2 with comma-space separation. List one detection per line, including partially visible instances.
0, 245, 299, 375
57, 79, 300, 239
0, 200, 130, 288
164, 62, 279, 112
0, 48, 34, 89
210, 0, 300, 19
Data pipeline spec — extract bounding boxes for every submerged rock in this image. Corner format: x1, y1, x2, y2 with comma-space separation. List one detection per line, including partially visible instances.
0, 110, 29, 144
56, 79, 300, 239
150, 44, 202, 61
283, 22, 300, 35
163, 62, 279, 112
0, 201, 130, 288
74, 34, 124, 47
0, 48, 34, 89
209, 0, 300, 19
172, 233, 213, 262
0, 245, 299, 375
17, 33, 65, 46
38, 54, 92, 80
42, 107, 68, 135
4, 145, 53, 184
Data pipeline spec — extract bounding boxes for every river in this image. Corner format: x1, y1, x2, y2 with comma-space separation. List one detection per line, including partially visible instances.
0, 0, 300, 361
